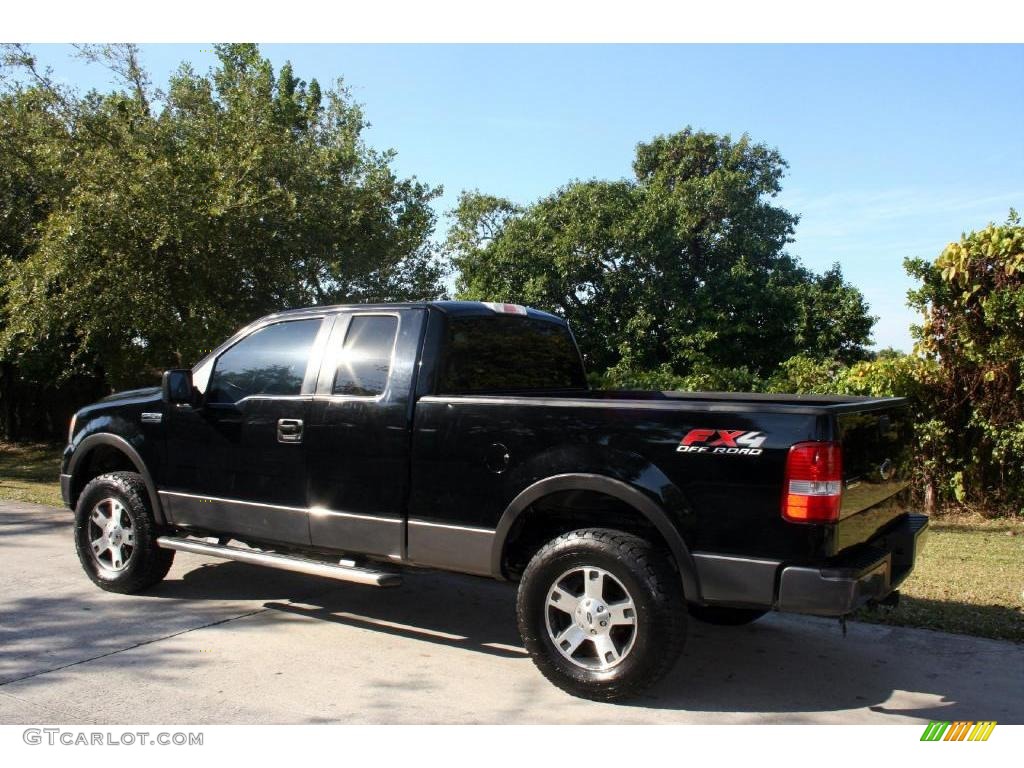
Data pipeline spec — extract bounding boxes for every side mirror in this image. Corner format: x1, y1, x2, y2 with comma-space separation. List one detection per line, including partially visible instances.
162, 369, 195, 405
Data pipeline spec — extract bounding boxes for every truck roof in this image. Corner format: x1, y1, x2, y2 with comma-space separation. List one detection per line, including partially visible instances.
267, 300, 567, 325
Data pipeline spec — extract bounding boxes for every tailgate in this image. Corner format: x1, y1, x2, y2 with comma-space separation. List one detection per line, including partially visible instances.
829, 402, 914, 554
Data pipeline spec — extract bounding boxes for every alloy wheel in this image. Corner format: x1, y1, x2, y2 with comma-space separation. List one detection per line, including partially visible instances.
87, 497, 136, 572
545, 566, 638, 670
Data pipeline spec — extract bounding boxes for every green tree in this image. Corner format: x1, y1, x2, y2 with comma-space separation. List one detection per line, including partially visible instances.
0, 44, 445, 438
905, 210, 1024, 511
448, 128, 873, 378
0, 59, 84, 437
792, 264, 876, 364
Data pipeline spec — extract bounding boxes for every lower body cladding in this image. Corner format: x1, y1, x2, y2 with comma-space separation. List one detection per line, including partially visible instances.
60, 473, 72, 506
405, 519, 495, 576
156, 488, 497, 576
693, 514, 929, 617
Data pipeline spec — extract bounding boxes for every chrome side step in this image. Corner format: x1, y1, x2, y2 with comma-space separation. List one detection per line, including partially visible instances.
156, 536, 402, 587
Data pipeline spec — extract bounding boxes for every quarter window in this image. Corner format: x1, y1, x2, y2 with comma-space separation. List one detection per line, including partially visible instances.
208, 319, 322, 404
333, 315, 398, 397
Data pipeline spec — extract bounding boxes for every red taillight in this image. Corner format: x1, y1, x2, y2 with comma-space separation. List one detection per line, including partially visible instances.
782, 441, 842, 523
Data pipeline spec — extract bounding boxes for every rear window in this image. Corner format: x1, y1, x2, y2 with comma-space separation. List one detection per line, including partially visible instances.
438, 316, 586, 394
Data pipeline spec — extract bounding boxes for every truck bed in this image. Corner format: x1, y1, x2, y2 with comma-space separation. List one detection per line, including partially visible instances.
413, 388, 912, 562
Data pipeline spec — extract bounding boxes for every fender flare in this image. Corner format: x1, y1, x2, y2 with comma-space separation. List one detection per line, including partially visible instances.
68, 433, 166, 524
491, 473, 701, 600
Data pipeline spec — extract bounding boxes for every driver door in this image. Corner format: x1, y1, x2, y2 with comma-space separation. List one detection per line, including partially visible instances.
161, 316, 330, 546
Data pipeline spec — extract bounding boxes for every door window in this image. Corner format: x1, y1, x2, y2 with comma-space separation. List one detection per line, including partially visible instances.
208, 319, 322, 404
333, 315, 398, 396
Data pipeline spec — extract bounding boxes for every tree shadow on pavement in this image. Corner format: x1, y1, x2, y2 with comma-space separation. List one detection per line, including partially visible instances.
639, 615, 1022, 721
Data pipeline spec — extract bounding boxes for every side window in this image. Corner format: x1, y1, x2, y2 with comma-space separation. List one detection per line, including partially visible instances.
333, 315, 398, 397
208, 319, 322, 404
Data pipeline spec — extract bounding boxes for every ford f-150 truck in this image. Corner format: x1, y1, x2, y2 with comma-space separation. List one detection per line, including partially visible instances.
61, 300, 927, 700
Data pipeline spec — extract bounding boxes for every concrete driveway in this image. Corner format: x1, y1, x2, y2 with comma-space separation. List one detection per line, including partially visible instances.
1, 500, 1021, 724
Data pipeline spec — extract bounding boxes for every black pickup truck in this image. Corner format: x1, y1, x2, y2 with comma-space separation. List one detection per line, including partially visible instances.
61, 300, 927, 700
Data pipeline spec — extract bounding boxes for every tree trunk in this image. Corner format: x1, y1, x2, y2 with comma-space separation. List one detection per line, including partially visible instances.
0, 361, 18, 442
924, 480, 936, 516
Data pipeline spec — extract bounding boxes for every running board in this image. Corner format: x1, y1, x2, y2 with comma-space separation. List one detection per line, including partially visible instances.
156, 536, 402, 587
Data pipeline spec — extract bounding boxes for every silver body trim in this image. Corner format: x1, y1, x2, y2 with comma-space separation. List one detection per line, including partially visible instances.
310, 507, 403, 525
159, 490, 299, 514
407, 519, 494, 534
309, 507, 403, 559
160, 490, 404, 525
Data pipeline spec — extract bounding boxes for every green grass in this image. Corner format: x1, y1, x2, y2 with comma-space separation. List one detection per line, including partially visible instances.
0, 440, 65, 507
854, 515, 1024, 643
1, 439, 1021, 641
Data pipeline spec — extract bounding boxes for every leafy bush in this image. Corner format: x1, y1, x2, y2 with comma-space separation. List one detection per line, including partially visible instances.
596, 361, 760, 393
905, 211, 1024, 514
763, 354, 843, 394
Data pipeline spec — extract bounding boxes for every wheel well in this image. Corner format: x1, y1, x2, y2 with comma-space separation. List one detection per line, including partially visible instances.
501, 489, 679, 581
71, 445, 138, 507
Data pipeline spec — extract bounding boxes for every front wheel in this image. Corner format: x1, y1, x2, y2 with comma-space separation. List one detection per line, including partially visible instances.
516, 528, 687, 701
74, 471, 175, 593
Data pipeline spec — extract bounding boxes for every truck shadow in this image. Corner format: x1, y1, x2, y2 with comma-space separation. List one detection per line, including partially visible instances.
153, 560, 1022, 720
152, 559, 527, 658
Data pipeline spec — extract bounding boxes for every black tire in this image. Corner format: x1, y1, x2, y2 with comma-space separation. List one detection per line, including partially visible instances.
688, 605, 768, 626
516, 528, 686, 701
74, 471, 174, 593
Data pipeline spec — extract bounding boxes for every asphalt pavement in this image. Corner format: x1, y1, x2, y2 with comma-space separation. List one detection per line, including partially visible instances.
1, 500, 1021, 724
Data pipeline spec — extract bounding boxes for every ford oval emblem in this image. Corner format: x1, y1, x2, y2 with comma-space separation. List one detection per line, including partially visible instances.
879, 458, 894, 481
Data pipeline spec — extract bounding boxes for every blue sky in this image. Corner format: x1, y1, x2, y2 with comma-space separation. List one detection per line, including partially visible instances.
28, 44, 1024, 351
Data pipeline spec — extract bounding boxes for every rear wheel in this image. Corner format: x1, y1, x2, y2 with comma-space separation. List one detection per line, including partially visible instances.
74, 471, 174, 593
516, 528, 686, 701
688, 605, 767, 626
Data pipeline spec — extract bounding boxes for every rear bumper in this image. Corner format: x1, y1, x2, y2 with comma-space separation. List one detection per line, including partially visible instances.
778, 513, 929, 616
692, 513, 929, 617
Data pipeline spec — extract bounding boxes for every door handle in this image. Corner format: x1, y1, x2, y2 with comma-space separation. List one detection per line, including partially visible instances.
277, 418, 304, 444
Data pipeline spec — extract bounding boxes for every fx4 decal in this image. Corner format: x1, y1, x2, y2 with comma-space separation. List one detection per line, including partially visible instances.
677, 429, 766, 456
